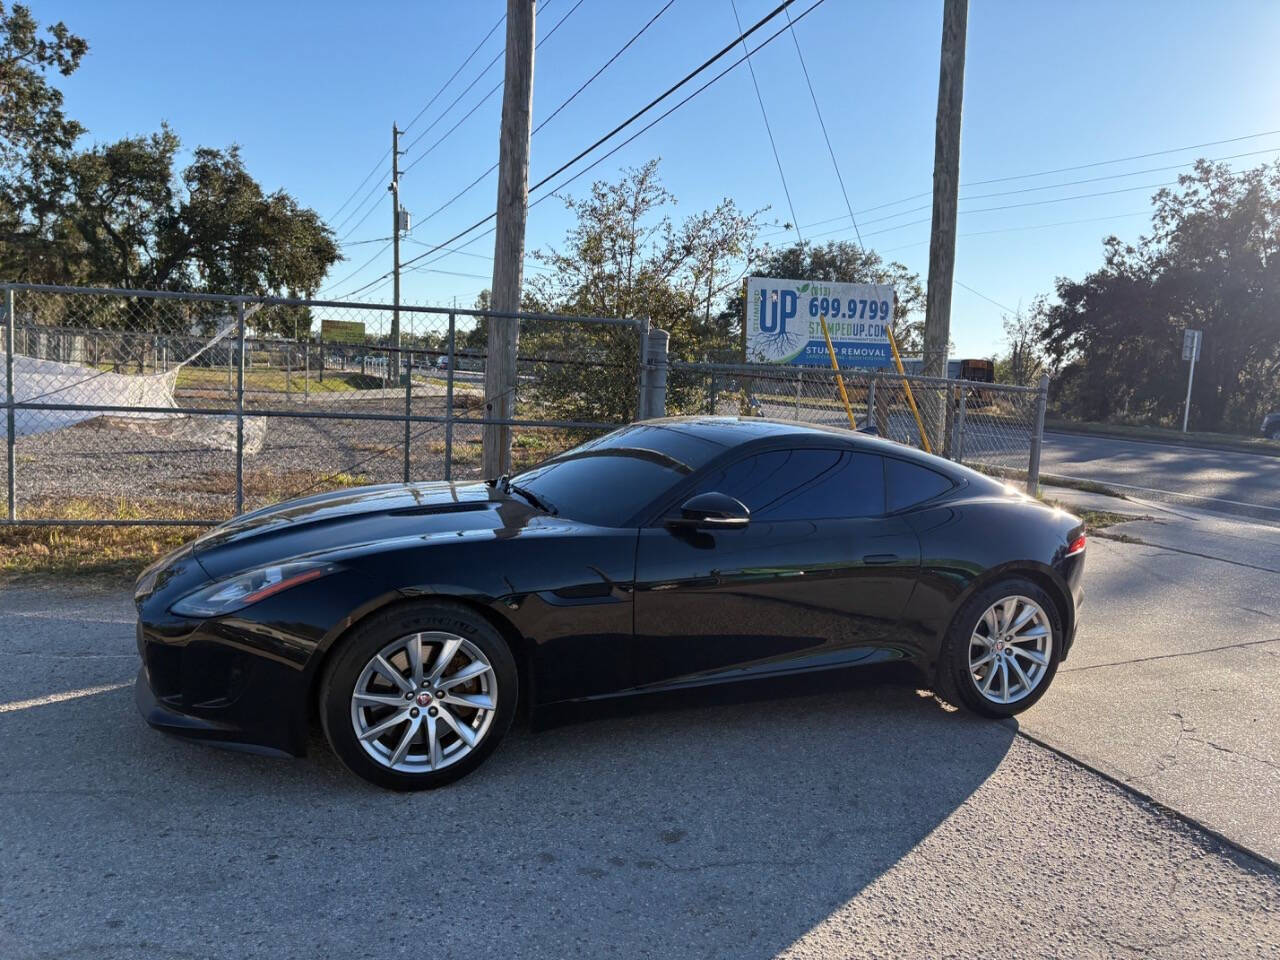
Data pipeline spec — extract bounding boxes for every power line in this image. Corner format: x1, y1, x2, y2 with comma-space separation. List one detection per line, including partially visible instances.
399, 0, 589, 178
766, 128, 1280, 240
954, 281, 1017, 315
415, 0, 678, 231
339, 0, 817, 297
767, 143, 1280, 239
394, 0, 829, 287
729, 0, 800, 245
403, 12, 507, 134
327, 150, 388, 223
320, 240, 394, 294
782, 3, 862, 249
877, 210, 1151, 253
326, 11, 507, 225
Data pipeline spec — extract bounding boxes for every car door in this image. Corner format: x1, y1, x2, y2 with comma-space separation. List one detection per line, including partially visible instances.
632, 445, 921, 690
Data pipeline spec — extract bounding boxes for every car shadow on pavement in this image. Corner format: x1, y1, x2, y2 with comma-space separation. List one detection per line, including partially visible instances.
1, 663, 1016, 960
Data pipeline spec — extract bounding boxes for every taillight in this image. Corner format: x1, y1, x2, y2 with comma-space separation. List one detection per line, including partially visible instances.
1066, 534, 1086, 557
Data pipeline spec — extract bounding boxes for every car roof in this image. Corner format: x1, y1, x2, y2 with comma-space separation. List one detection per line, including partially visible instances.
639, 415, 952, 468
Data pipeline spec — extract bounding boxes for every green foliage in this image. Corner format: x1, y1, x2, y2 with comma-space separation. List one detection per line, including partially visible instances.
993, 296, 1048, 387
519, 161, 762, 421
0, 3, 87, 274
1042, 160, 1280, 432
727, 240, 927, 354
0, 5, 339, 331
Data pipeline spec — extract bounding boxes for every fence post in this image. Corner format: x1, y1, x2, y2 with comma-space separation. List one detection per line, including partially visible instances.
235, 302, 246, 515
636, 316, 651, 420
794, 369, 803, 417
1026, 373, 1050, 495
943, 382, 956, 459
867, 377, 876, 433
444, 311, 456, 482
303, 341, 309, 401
5, 288, 15, 521
954, 384, 967, 464
641, 324, 669, 419
403, 348, 413, 483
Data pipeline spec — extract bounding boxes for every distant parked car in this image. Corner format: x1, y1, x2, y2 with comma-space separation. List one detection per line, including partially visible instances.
436, 356, 449, 370
1263, 411, 1280, 441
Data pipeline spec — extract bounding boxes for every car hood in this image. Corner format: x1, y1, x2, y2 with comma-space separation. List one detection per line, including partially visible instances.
191, 480, 540, 579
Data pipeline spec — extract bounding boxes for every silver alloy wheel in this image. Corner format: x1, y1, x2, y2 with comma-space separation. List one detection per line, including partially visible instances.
349, 631, 497, 773
968, 595, 1053, 705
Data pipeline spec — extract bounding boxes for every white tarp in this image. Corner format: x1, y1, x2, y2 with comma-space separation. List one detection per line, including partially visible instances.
2, 307, 266, 453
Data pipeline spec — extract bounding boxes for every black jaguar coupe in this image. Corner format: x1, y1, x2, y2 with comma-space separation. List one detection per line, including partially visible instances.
134, 417, 1086, 790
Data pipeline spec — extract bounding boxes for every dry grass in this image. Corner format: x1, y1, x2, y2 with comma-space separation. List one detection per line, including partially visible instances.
0, 498, 208, 584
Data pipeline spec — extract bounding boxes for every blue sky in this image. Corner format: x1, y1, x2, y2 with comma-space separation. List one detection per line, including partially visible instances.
48, 0, 1280, 357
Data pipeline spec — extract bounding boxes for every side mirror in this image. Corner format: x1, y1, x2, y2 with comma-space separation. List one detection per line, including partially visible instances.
667, 491, 750, 530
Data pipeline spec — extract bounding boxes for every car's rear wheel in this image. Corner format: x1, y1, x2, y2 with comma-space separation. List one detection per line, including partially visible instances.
1269, 427, 1280, 441
320, 602, 517, 790
935, 577, 1063, 718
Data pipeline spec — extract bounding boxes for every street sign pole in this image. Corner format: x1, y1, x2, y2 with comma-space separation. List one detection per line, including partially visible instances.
1181, 329, 1201, 433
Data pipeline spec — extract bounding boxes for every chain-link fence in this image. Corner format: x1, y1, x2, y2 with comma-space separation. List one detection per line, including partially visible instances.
668, 361, 1049, 485
1, 283, 1049, 527
2, 283, 639, 525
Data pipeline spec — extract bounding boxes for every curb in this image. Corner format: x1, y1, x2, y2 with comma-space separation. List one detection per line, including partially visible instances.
1012, 726, 1280, 876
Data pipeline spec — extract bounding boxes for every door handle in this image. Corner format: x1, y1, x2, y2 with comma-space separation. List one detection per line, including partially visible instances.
862, 553, 899, 565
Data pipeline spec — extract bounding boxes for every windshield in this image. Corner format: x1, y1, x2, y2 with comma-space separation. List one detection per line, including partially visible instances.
511, 424, 721, 527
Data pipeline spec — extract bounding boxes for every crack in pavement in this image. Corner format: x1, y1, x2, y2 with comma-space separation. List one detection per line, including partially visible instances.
1060, 637, 1280, 674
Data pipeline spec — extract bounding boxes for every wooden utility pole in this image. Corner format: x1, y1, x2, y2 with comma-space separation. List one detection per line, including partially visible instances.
483, 0, 536, 478
922, 0, 968, 442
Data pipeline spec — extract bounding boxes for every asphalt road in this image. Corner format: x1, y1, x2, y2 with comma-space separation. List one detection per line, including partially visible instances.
1041, 431, 1280, 519
2, 583, 1277, 959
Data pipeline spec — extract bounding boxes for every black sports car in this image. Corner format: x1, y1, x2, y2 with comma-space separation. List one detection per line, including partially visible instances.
134, 417, 1086, 790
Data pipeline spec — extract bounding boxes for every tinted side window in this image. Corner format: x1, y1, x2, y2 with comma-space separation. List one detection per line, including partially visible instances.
694, 449, 885, 521
885, 458, 954, 512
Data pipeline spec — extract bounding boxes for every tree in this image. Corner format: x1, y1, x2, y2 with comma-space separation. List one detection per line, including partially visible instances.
724, 240, 927, 355
994, 296, 1048, 387
520, 161, 760, 421
0, 3, 87, 280
0, 6, 338, 331
1042, 160, 1280, 432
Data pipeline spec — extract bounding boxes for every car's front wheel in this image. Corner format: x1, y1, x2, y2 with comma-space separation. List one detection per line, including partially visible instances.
320, 602, 517, 790
935, 578, 1063, 718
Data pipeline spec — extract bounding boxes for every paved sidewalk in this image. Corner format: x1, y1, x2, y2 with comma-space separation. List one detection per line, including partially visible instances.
1027, 487, 1280, 862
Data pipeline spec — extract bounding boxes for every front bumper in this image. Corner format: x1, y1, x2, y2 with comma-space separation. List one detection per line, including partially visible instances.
134, 613, 315, 757
134, 666, 295, 758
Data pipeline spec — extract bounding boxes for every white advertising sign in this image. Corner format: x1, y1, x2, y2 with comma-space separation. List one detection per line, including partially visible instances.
744, 277, 896, 366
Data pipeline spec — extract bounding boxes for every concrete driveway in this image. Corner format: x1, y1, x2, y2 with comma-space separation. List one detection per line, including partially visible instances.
1, 584, 1277, 959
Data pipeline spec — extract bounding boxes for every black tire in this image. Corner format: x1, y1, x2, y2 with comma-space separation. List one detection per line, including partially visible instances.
320, 601, 517, 790
934, 577, 1063, 718
1269, 428, 1280, 441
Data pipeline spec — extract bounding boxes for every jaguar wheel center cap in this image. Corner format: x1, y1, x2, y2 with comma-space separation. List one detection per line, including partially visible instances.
416, 691, 433, 707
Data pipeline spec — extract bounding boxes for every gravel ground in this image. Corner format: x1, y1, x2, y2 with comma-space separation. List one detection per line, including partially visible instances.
6, 388, 588, 520
1, 585, 1277, 960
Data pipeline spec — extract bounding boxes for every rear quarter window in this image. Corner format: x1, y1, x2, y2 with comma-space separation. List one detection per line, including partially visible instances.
885, 457, 955, 512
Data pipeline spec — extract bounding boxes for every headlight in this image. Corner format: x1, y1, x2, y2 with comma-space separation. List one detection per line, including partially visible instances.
170, 561, 338, 618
